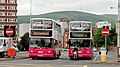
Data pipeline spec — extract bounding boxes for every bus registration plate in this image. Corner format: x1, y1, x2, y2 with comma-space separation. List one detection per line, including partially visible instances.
38, 54, 43, 57
78, 54, 82, 57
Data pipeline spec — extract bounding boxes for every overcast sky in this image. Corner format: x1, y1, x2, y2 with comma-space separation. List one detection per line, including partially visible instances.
17, 0, 118, 15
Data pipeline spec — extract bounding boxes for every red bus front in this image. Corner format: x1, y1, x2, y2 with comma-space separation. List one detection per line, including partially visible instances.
68, 39, 93, 59
29, 38, 61, 59
69, 47, 92, 58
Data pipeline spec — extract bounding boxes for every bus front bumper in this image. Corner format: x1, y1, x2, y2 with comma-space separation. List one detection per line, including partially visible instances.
29, 53, 54, 58
69, 53, 92, 58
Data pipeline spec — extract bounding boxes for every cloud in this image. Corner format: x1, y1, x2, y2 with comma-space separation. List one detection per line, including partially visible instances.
17, 0, 118, 15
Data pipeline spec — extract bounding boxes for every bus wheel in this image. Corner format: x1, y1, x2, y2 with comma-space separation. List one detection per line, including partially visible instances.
89, 57, 92, 60
70, 57, 73, 60
57, 51, 61, 59
56, 55, 60, 59
32, 57, 36, 60
52, 52, 55, 59
0, 52, 4, 58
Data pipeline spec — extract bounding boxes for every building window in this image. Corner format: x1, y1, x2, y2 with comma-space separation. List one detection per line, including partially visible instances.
5, 0, 7, 3
4, 6, 6, 9
15, 6, 16, 9
10, 0, 15, 4
5, 13, 7, 15
5, 19, 7, 22
0, 0, 5, 3
0, 13, 2, 16
0, 18, 16, 22
8, 12, 15, 16
9, 18, 16, 22
0, 19, 2, 22
0, 6, 5, 10
9, 6, 15, 10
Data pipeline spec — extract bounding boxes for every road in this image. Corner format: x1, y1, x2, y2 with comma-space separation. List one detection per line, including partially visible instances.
0, 51, 120, 67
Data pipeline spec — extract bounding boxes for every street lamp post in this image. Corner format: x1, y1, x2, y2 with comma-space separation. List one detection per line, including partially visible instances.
110, 0, 120, 61
29, 0, 32, 19
117, 0, 120, 61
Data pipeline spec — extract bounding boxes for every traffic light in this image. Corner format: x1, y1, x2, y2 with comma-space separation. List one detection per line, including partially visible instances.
4, 26, 16, 37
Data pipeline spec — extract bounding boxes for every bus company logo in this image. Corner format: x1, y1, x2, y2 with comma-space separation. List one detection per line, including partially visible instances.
33, 32, 49, 36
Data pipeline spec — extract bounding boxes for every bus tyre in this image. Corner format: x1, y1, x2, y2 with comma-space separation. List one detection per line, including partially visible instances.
53, 52, 56, 59
70, 57, 73, 60
32, 57, 36, 60
0, 52, 4, 58
89, 57, 92, 60
59, 51, 61, 56
57, 51, 61, 59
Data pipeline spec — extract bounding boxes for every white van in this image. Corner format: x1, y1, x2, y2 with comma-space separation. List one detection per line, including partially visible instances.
0, 37, 16, 57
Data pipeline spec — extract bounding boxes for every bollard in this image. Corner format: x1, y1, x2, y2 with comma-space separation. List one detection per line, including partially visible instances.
101, 50, 106, 63
8, 48, 16, 58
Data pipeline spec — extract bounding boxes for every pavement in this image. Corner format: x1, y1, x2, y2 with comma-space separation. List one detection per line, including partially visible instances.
93, 51, 120, 64
0, 51, 29, 61
0, 51, 120, 65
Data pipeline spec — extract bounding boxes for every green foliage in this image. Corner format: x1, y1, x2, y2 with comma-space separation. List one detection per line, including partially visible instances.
17, 11, 116, 27
94, 27, 117, 47
109, 27, 117, 46
20, 32, 30, 51
94, 28, 104, 47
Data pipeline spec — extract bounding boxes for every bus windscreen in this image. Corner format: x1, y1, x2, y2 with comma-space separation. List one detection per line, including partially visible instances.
30, 38, 53, 48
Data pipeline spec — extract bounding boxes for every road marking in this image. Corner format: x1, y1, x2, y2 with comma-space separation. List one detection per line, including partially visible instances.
93, 53, 99, 62
83, 65, 88, 67
0, 63, 53, 67
0, 64, 15, 67
9, 66, 15, 67
59, 65, 84, 67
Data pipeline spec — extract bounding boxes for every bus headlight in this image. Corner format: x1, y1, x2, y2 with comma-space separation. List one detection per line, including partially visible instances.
30, 50, 33, 53
70, 49, 73, 53
48, 51, 51, 53
87, 51, 89, 53
78, 51, 82, 53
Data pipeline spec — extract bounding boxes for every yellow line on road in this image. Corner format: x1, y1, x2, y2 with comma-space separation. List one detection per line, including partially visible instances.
83, 65, 88, 67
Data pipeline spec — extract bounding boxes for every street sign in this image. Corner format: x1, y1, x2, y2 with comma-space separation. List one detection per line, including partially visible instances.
6, 28, 13, 37
4, 26, 16, 37
102, 28, 109, 36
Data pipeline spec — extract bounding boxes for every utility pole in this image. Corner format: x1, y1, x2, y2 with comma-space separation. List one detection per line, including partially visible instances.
117, 0, 120, 61
29, 0, 32, 19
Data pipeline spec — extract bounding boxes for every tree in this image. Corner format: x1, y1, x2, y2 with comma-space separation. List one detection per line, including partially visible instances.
108, 27, 117, 46
20, 32, 29, 51
94, 27, 117, 47
94, 28, 103, 47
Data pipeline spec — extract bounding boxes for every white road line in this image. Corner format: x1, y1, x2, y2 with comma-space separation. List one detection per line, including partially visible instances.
83, 65, 88, 67
93, 53, 99, 62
